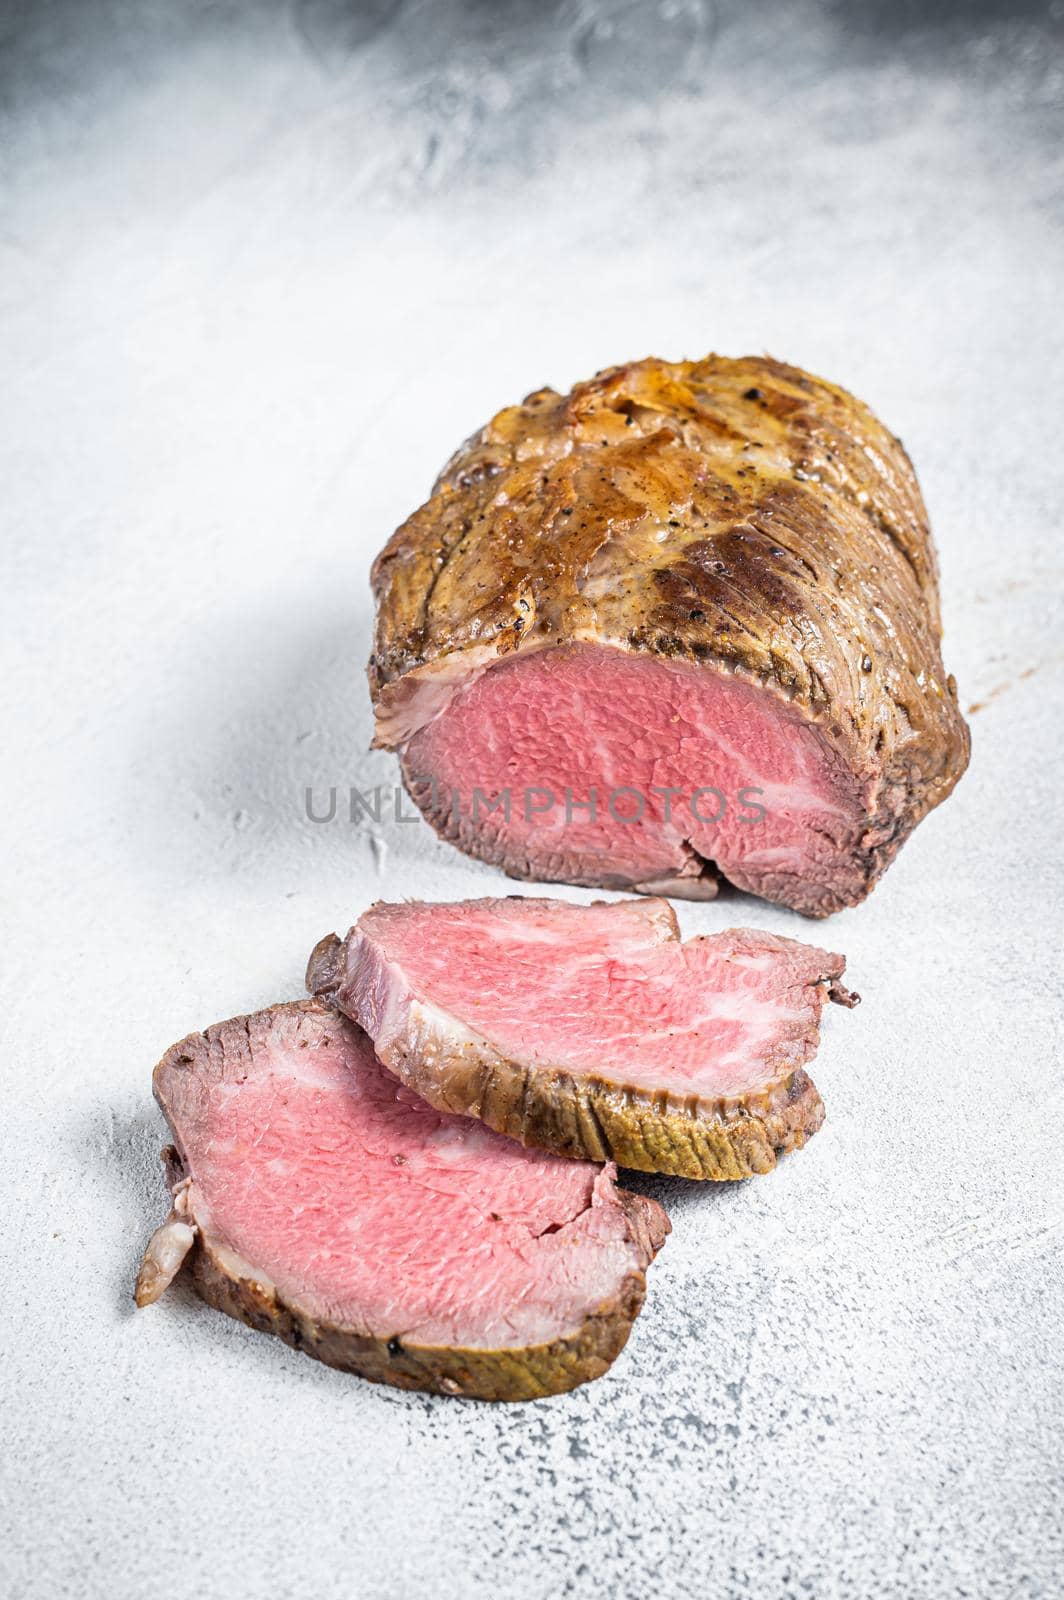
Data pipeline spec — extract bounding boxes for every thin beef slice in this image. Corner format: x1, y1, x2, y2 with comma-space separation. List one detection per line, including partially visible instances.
135, 999, 668, 1401
308, 896, 856, 1180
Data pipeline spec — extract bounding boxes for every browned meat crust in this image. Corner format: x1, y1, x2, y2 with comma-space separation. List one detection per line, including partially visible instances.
369, 354, 970, 913
373, 1034, 827, 1181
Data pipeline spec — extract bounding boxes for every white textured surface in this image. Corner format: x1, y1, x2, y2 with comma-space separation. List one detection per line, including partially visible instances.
2, 2, 1063, 1597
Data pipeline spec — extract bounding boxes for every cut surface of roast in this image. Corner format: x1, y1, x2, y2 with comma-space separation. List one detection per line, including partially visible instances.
370, 354, 970, 916
307, 896, 856, 1179
135, 999, 668, 1401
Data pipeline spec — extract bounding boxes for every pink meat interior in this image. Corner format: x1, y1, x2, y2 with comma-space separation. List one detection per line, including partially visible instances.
163, 1010, 642, 1349
403, 643, 869, 907
354, 897, 840, 1099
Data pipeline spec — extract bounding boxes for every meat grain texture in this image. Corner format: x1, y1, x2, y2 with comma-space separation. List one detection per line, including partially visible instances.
308, 895, 856, 1179
136, 1000, 668, 1402
370, 355, 970, 915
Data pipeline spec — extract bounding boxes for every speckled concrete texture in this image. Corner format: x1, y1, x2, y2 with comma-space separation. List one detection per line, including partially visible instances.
2, 2, 1062, 1597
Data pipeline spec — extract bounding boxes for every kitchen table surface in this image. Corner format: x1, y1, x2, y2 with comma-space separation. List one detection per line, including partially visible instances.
2, 3, 1062, 1597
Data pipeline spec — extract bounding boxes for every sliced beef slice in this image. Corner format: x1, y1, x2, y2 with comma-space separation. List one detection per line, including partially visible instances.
135, 999, 668, 1402
370, 355, 970, 916
307, 896, 856, 1180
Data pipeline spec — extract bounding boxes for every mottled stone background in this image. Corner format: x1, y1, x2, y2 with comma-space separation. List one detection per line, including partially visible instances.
2, 2, 1062, 1597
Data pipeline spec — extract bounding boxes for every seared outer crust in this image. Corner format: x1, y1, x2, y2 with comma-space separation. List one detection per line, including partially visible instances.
188, 1186, 663, 1403
366, 1014, 825, 1181
370, 355, 970, 911
141, 1000, 669, 1402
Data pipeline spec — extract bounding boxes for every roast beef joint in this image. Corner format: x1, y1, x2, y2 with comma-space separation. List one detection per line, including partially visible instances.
370, 355, 970, 915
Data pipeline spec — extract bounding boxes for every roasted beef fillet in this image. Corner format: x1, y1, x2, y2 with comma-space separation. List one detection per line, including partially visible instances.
308, 896, 856, 1180
370, 355, 970, 916
135, 999, 668, 1401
